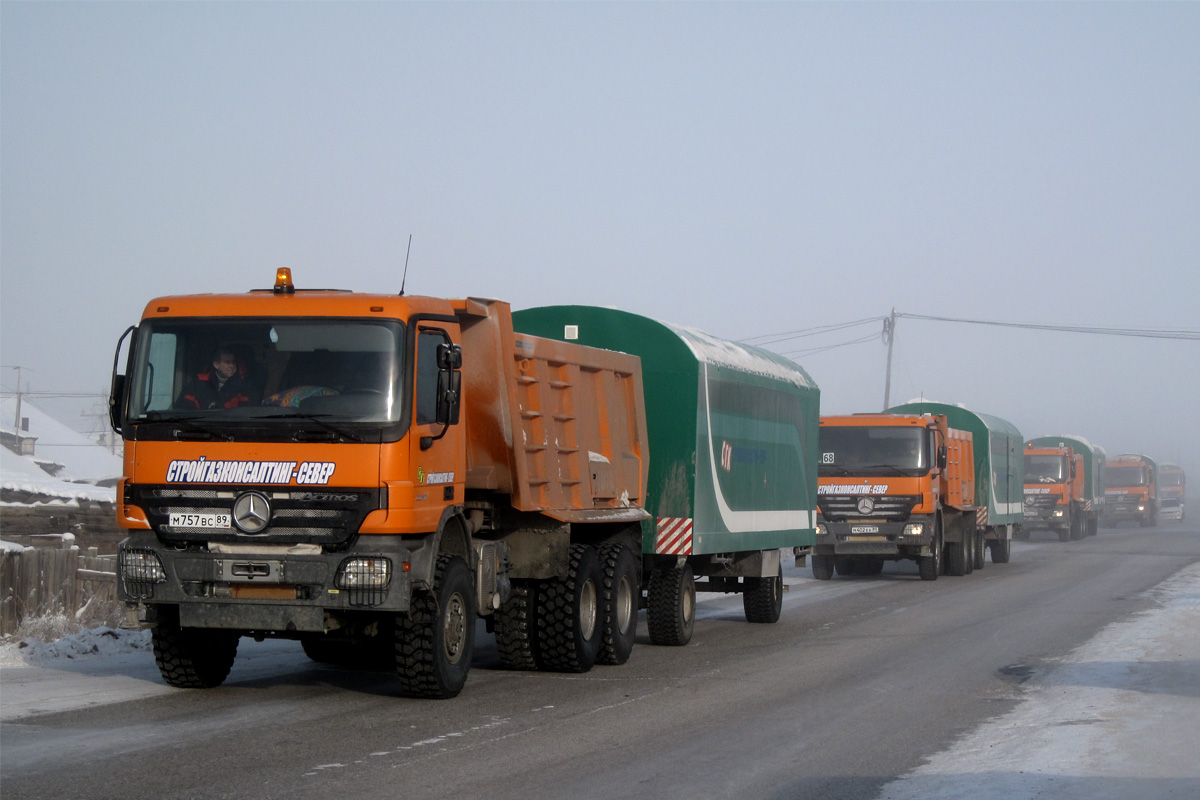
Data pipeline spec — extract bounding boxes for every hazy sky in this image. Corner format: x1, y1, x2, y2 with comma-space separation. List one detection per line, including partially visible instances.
2, 3, 1197, 480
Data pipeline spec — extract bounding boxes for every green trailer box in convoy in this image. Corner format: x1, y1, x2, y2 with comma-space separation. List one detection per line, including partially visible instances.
513, 306, 819, 556
887, 401, 1025, 529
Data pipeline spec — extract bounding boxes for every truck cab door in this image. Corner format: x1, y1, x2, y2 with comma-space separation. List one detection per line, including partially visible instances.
410, 326, 464, 529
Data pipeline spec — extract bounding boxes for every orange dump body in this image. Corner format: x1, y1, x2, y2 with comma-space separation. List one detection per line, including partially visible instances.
453, 297, 649, 522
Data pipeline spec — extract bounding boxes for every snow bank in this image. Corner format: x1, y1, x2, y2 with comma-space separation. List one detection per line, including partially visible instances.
879, 561, 1200, 799
0, 626, 151, 668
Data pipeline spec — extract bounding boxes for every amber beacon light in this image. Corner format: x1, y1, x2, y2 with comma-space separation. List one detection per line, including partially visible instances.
274, 267, 295, 294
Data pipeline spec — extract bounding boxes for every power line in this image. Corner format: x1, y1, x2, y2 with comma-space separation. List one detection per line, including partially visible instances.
738, 316, 886, 346
895, 313, 1200, 340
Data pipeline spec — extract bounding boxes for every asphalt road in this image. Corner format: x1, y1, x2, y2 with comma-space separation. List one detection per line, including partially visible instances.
4, 521, 1198, 800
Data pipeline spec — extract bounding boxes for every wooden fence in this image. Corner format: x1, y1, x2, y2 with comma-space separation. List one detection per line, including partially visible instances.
0, 544, 117, 637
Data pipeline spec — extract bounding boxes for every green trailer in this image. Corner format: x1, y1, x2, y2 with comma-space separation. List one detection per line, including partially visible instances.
1026, 435, 1107, 537
887, 401, 1024, 563
513, 306, 819, 645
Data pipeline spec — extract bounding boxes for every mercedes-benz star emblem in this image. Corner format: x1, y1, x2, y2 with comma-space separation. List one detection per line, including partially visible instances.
233, 492, 271, 533
857, 497, 875, 515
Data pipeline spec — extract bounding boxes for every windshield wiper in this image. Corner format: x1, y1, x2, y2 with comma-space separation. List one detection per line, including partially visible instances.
258, 412, 363, 442
856, 463, 917, 477
140, 413, 233, 441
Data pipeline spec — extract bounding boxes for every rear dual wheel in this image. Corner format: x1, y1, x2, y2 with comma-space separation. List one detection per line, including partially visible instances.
537, 544, 603, 672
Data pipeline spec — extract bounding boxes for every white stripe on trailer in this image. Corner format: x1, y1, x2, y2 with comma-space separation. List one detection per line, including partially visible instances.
656, 517, 694, 555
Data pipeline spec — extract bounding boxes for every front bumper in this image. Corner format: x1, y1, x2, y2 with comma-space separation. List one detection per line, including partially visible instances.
117, 531, 425, 633
813, 518, 935, 557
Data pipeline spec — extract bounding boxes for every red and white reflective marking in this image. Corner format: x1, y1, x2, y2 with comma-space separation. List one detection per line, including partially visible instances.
976, 506, 989, 529
656, 517, 694, 555
1083, 499, 1093, 511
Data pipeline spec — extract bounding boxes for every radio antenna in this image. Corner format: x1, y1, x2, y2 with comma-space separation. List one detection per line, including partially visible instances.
399, 234, 413, 296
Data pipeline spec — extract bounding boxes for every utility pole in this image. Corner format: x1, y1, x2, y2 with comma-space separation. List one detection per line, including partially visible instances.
883, 309, 896, 411
10, 366, 23, 431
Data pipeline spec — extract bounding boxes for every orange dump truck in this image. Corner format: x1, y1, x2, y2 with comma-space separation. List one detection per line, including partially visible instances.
814, 413, 977, 581
1022, 436, 1105, 541
1105, 453, 1159, 527
108, 270, 649, 697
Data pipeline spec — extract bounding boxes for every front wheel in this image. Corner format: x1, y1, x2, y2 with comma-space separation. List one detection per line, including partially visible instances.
647, 562, 695, 646
395, 555, 475, 699
811, 554, 834, 581
743, 562, 784, 624
151, 605, 239, 689
918, 524, 942, 581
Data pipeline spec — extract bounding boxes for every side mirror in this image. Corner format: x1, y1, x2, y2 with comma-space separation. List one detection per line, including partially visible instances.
937, 445, 948, 470
108, 326, 136, 434
437, 343, 463, 370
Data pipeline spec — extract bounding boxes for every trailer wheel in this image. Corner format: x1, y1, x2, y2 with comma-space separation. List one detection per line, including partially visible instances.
151, 604, 239, 689
648, 562, 695, 646
743, 562, 784, 624
811, 554, 834, 581
834, 557, 855, 577
596, 544, 639, 665
395, 554, 475, 698
963, 531, 975, 575
972, 530, 986, 571
989, 533, 1012, 564
860, 558, 884, 576
918, 526, 942, 581
537, 544, 602, 672
495, 579, 539, 670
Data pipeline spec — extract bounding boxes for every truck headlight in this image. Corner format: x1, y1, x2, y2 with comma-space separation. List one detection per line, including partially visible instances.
903, 523, 925, 536
1137, 505, 1146, 512
119, 547, 166, 600
336, 557, 392, 589
816, 523, 828, 536
1052, 510, 1065, 518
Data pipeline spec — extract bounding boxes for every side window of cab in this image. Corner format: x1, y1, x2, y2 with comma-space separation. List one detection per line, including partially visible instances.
415, 331, 441, 425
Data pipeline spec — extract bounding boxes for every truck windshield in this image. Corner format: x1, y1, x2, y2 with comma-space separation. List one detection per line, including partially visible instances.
1106, 466, 1147, 486
1024, 454, 1068, 483
1160, 472, 1183, 487
126, 318, 405, 426
818, 426, 928, 477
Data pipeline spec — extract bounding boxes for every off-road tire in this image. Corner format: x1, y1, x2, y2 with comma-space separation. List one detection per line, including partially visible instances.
811, 554, 834, 581
918, 526, 942, 581
989, 534, 1012, 564
647, 562, 695, 646
860, 558, 884, 576
972, 531, 986, 571
537, 544, 602, 672
743, 562, 784, 624
395, 555, 475, 699
596, 544, 639, 665
495, 579, 539, 670
151, 605, 239, 689
945, 539, 967, 576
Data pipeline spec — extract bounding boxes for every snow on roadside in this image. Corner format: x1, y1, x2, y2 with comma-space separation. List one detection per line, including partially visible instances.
0, 626, 151, 668
878, 561, 1200, 799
